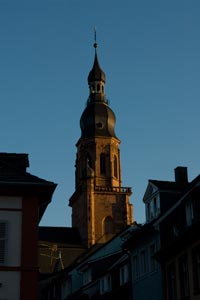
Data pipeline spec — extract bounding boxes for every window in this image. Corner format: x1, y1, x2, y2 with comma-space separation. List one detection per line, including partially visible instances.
65, 277, 72, 296
100, 274, 111, 294
192, 245, 200, 294
192, 196, 200, 220
153, 197, 157, 215
167, 262, 177, 300
103, 216, 114, 235
0, 221, 7, 265
140, 249, 147, 275
179, 254, 190, 299
100, 153, 106, 175
133, 244, 158, 281
113, 155, 118, 178
120, 264, 129, 285
149, 243, 156, 272
146, 195, 160, 222
132, 255, 139, 280
146, 202, 150, 222
100, 277, 104, 294
186, 200, 194, 226
82, 268, 92, 285
86, 154, 92, 169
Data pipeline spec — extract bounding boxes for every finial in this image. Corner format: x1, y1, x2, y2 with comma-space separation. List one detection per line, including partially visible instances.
93, 26, 98, 49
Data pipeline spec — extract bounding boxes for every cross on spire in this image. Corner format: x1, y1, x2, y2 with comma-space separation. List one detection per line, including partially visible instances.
93, 26, 98, 49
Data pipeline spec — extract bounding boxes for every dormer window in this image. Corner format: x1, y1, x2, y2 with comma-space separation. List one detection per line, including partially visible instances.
185, 200, 194, 226
146, 202, 151, 222
146, 195, 160, 222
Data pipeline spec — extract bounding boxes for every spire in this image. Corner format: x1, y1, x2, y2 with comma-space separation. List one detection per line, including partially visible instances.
87, 30, 106, 103
93, 26, 98, 50
80, 34, 117, 139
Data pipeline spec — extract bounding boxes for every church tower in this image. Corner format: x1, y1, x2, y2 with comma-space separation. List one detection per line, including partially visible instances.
69, 38, 133, 247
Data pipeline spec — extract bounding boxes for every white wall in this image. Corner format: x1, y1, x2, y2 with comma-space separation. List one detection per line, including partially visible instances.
0, 271, 20, 300
0, 196, 22, 300
0, 196, 22, 266
0, 196, 22, 209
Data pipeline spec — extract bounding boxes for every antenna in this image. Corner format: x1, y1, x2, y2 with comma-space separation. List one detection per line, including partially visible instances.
39, 242, 64, 271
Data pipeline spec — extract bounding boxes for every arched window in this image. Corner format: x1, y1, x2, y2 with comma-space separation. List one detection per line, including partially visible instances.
86, 154, 92, 168
100, 153, 106, 175
91, 85, 95, 93
97, 84, 100, 92
103, 216, 114, 235
114, 155, 118, 178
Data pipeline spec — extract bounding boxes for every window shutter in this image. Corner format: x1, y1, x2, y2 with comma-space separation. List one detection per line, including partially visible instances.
0, 222, 7, 264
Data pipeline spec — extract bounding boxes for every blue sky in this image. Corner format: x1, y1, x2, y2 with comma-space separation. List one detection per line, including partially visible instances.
0, 1, 200, 226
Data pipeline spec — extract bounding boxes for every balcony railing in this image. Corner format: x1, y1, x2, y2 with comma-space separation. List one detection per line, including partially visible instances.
94, 186, 132, 194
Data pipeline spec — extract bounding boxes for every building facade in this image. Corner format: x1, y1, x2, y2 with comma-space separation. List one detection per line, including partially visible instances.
61, 166, 200, 300
154, 168, 200, 300
0, 153, 56, 300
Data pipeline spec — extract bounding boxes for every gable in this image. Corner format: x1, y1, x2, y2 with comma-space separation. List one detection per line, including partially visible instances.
143, 182, 159, 203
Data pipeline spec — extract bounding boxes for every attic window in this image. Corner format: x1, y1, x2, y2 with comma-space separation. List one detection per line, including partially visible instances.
146, 202, 150, 222
186, 200, 194, 226
146, 195, 160, 222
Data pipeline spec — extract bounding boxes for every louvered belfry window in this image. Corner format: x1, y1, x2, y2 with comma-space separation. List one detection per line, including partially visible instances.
0, 221, 7, 264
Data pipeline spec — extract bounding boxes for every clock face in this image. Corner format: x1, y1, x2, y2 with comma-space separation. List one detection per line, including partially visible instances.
96, 121, 104, 129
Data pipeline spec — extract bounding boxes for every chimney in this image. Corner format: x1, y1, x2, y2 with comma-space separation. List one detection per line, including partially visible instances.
174, 166, 188, 185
